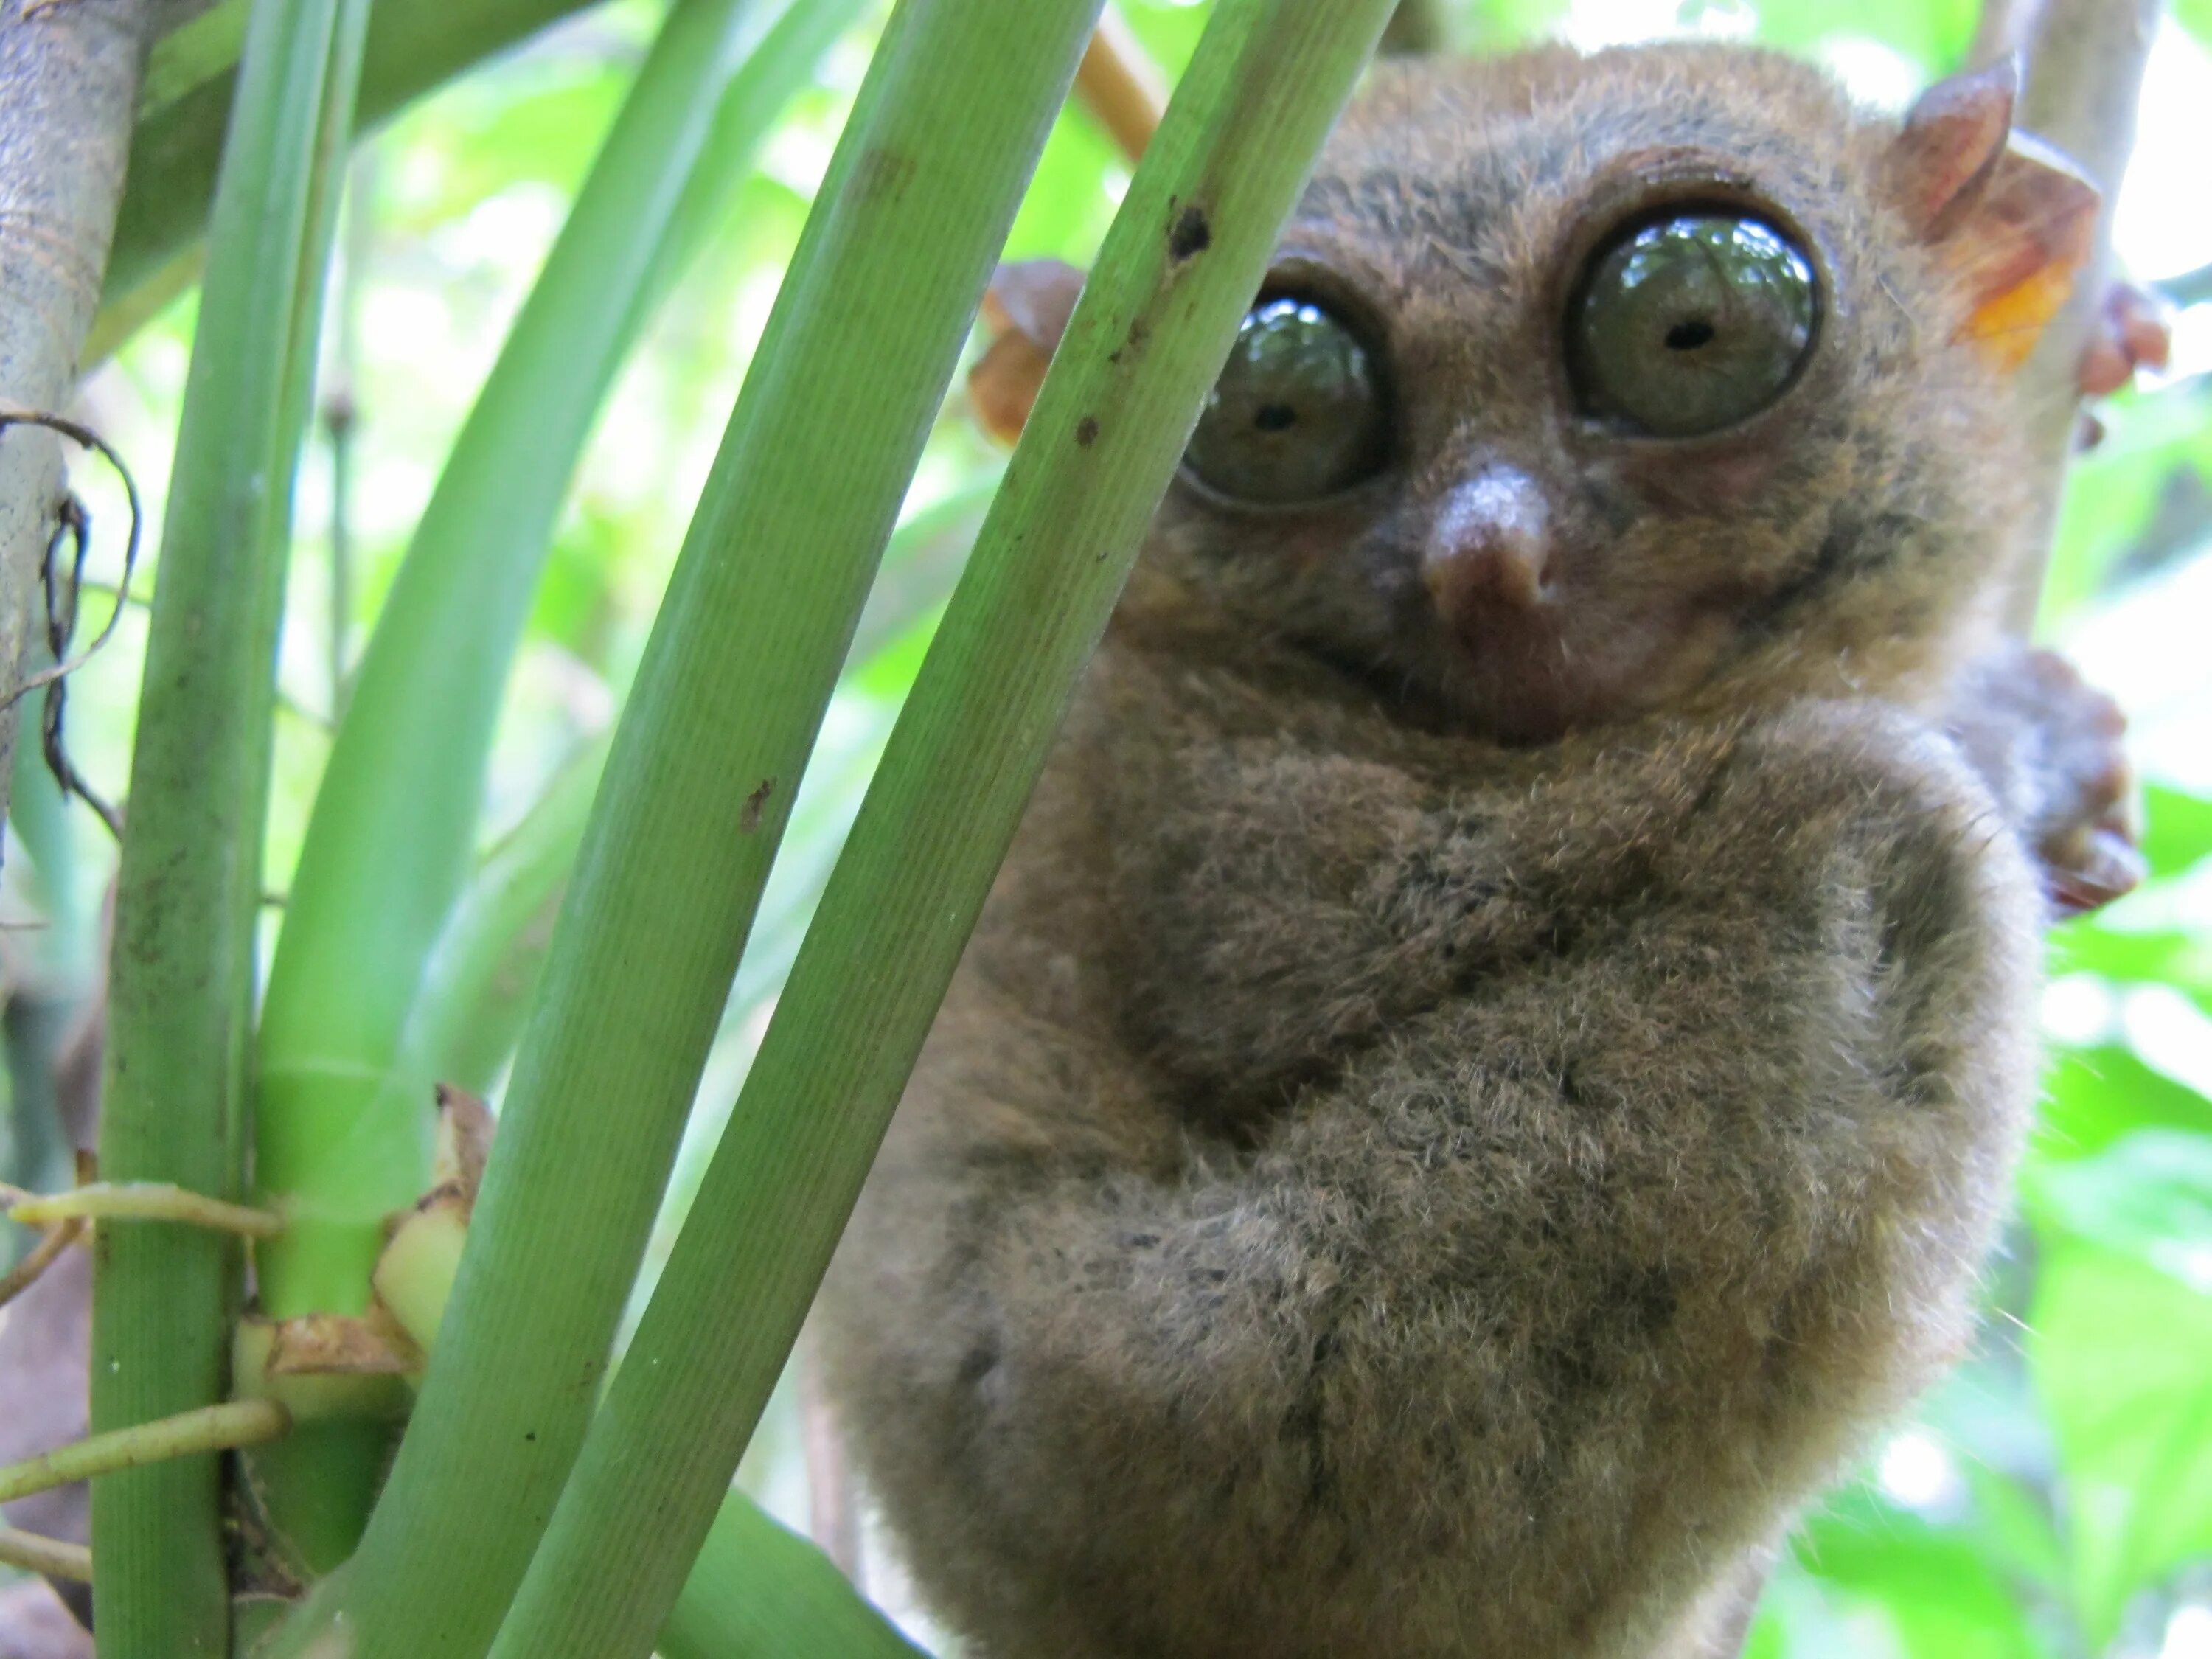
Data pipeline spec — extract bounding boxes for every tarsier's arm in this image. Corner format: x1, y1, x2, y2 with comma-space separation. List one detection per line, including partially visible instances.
1942, 639, 2143, 914
1097, 639, 2126, 1118
830, 695, 2040, 1659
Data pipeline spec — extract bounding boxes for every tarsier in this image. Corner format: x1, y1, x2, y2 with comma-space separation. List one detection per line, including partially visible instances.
823, 41, 2160, 1659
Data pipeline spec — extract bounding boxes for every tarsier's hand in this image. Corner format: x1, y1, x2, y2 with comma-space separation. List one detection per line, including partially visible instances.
2079, 281, 2174, 399
1946, 643, 2143, 916
2076, 282, 2175, 449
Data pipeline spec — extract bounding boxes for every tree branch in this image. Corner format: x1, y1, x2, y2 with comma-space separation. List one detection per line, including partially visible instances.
0, 0, 152, 852
1988, 0, 2163, 629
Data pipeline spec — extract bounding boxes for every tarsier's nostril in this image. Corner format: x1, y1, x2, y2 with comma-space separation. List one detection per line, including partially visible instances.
1423, 465, 1556, 620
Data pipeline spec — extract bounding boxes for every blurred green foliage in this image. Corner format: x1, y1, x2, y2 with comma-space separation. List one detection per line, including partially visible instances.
4, 0, 2212, 1652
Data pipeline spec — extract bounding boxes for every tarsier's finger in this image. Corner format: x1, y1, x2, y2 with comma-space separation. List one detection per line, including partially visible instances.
968, 258, 1087, 447
2049, 822, 2146, 915
2077, 280, 2174, 397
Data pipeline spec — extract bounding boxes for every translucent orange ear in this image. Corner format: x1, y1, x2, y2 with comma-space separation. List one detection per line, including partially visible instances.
968, 259, 1087, 447
1885, 60, 2101, 372
1938, 133, 2101, 371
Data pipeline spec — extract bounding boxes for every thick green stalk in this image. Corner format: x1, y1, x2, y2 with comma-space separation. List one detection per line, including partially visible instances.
86, 0, 368, 1651
302, 6, 1105, 1656
658, 1494, 923, 1659
227, 15, 394, 1576
481, 4, 1394, 1655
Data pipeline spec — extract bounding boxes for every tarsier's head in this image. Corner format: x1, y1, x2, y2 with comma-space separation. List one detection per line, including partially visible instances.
981, 44, 2098, 744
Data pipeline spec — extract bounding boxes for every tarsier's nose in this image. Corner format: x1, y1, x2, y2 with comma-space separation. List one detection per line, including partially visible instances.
1423, 465, 1554, 625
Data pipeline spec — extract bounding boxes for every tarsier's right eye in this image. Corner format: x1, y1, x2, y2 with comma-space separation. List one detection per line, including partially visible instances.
1569, 209, 1818, 439
1183, 296, 1390, 504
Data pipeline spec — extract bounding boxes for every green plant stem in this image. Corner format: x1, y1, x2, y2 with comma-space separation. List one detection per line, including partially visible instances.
99, 0, 601, 340
480, 4, 1394, 1655
293, 6, 1107, 1656
0, 1400, 289, 1505
658, 1494, 923, 1659
86, 0, 369, 1650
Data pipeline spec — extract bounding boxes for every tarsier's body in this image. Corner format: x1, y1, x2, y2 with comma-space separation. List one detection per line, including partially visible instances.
824, 42, 2140, 1658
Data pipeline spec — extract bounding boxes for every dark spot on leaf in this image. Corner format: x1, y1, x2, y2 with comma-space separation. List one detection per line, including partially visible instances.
524, 1430, 538, 1443
1077, 417, 1099, 446
740, 777, 776, 834
1169, 205, 1211, 260
852, 145, 917, 204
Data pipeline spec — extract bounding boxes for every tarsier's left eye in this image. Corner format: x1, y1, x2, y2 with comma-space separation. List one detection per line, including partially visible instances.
1568, 210, 1818, 438
1183, 296, 1390, 504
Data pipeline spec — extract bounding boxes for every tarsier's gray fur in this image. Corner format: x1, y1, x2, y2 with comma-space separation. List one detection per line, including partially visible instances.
824, 42, 2117, 1658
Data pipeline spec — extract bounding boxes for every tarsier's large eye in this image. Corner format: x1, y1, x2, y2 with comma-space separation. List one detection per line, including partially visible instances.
1183, 296, 1390, 503
1568, 211, 1818, 438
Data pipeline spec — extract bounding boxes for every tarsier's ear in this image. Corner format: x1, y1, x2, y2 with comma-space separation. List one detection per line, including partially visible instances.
1885, 58, 2102, 372
969, 259, 1088, 446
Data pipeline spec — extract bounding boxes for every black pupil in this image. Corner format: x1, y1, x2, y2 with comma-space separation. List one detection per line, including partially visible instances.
1666, 319, 1714, 350
1255, 404, 1298, 431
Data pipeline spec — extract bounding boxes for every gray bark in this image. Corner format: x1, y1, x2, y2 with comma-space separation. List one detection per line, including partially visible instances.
1984, 0, 2163, 626
0, 0, 152, 833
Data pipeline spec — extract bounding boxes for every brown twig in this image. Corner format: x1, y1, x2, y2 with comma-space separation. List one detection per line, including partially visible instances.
0, 1524, 89, 1582
0, 408, 143, 703
0, 1216, 79, 1310
7, 1179, 285, 1237
1991, 0, 2163, 630
1074, 5, 1166, 166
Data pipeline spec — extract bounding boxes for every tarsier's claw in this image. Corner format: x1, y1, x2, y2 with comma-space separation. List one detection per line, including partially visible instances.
2076, 282, 2174, 398
2049, 824, 2147, 916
